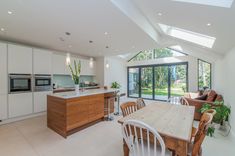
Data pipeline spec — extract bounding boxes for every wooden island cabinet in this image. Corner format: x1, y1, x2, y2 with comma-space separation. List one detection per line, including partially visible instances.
47, 89, 117, 138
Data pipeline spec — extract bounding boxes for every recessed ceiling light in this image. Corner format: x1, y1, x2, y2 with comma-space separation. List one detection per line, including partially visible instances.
104, 32, 108, 35
158, 12, 162, 16
106, 46, 109, 49
89, 40, 93, 43
65, 32, 71, 36
0, 28, 5, 31
7, 11, 13, 14
207, 23, 211, 26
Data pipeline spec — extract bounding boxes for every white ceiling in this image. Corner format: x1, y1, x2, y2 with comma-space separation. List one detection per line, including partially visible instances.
132, 0, 235, 54
0, 0, 234, 59
0, 0, 157, 57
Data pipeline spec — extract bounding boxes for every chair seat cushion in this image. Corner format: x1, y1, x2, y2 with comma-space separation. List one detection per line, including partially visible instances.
206, 90, 217, 102
195, 94, 207, 100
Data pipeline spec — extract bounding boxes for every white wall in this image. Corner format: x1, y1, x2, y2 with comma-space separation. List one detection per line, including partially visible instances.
104, 57, 127, 94
95, 56, 127, 94
127, 55, 198, 92
214, 47, 235, 135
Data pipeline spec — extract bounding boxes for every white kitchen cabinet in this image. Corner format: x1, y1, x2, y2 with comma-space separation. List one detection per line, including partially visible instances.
52, 54, 69, 75
8, 93, 33, 118
80, 59, 96, 76
8, 44, 33, 74
0, 42, 7, 94
33, 91, 52, 113
0, 94, 8, 120
33, 48, 52, 74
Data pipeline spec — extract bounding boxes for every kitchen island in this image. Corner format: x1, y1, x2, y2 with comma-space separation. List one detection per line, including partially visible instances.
47, 88, 117, 138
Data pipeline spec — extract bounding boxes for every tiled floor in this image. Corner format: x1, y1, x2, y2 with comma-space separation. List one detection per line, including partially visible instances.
0, 115, 234, 156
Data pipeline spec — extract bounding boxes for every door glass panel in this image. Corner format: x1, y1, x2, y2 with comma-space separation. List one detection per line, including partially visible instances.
170, 65, 187, 97
154, 66, 169, 101
141, 67, 153, 99
128, 68, 139, 97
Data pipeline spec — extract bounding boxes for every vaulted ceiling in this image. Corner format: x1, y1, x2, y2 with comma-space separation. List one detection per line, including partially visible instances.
0, 0, 234, 61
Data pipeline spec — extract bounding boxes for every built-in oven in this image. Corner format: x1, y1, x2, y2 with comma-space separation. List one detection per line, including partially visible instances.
9, 74, 32, 93
34, 74, 52, 92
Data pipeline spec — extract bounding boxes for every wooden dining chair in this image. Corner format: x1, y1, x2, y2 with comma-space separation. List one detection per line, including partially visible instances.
120, 102, 138, 117
136, 98, 146, 109
191, 109, 216, 141
122, 119, 166, 156
181, 97, 190, 106
172, 113, 213, 156
204, 109, 216, 116
168, 97, 181, 105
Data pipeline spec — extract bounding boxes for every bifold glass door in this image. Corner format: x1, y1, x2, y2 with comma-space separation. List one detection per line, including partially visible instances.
141, 67, 153, 99
154, 66, 169, 101
128, 63, 188, 101
128, 68, 140, 97
170, 65, 187, 98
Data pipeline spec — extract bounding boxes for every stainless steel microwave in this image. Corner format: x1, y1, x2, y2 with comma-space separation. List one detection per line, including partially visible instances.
9, 74, 32, 93
34, 74, 52, 92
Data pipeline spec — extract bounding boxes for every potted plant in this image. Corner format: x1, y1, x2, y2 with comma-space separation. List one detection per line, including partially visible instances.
111, 81, 121, 89
68, 60, 81, 94
111, 82, 121, 101
200, 101, 231, 136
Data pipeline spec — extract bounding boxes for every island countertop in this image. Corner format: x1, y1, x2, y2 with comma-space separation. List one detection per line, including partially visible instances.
48, 88, 118, 99
47, 88, 117, 138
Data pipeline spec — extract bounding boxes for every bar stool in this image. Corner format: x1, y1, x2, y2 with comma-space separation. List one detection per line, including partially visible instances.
104, 93, 116, 121
114, 93, 126, 116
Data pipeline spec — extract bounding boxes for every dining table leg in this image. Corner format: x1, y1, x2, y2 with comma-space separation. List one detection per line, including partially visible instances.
176, 140, 188, 156
123, 139, 129, 156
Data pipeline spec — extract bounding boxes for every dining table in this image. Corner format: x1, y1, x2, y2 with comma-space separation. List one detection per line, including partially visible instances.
118, 101, 195, 156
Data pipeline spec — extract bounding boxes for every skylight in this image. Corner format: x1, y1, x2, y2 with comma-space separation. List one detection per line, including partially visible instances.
172, 0, 234, 8
159, 24, 216, 48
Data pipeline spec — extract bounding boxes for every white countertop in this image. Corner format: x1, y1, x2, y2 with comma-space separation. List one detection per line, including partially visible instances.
49, 88, 118, 99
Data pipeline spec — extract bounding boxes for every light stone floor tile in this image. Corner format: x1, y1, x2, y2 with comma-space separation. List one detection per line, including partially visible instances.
0, 102, 234, 156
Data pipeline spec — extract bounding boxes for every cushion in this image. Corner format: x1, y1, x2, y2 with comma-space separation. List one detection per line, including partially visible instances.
203, 89, 210, 96
215, 95, 223, 102
206, 90, 217, 102
195, 94, 207, 100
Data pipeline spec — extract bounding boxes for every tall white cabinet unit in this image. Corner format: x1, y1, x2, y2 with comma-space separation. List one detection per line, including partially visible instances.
8, 93, 33, 118
52, 54, 70, 75
0, 42, 8, 120
80, 59, 96, 76
8, 44, 33, 118
8, 44, 33, 74
33, 91, 51, 113
33, 48, 53, 113
33, 48, 52, 74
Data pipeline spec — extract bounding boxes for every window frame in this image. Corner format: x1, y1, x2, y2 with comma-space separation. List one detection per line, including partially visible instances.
197, 59, 212, 90
127, 48, 188, 62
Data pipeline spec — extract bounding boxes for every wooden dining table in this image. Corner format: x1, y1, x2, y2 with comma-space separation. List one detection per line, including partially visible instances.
118, 102, 195, 156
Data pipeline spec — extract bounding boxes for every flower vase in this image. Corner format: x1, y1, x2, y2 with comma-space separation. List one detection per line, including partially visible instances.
75, 84, 80, 94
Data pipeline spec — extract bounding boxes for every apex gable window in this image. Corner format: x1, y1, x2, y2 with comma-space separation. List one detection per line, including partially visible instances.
129, 48, 186, 62
198, 59, 212, 90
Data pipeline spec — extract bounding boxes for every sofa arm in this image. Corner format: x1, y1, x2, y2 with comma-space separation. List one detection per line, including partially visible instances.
184, 98, 214, 120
